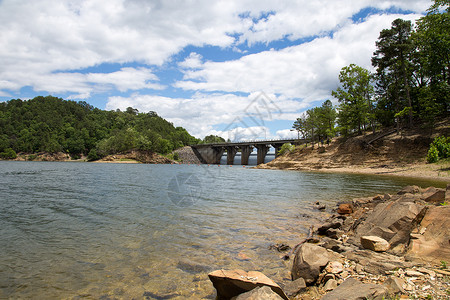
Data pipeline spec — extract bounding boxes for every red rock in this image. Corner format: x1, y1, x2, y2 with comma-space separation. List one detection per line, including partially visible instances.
337, 203, 353, 215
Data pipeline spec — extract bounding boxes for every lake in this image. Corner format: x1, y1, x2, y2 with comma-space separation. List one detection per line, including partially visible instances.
0, 161, 444, 299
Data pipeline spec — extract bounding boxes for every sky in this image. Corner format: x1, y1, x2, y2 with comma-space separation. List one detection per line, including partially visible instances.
0, 0, 432, 140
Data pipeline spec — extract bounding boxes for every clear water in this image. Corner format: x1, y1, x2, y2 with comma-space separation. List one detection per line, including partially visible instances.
0, 161, 445, 299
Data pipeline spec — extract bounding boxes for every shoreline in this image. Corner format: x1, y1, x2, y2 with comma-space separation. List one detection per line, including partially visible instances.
259, 163, 450, 183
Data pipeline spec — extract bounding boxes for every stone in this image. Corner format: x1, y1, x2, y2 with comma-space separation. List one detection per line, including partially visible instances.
231, 286, 284, 300
291, 243, 330, 285
318, 221, 343, 235
208, 269, 288, 300
325, 261, 344, 274
406, 206, 450, 264
422, 187, 446, 203
398, 185, 421, 195
177, 259, 212, 274
383, 276, 405, 294
323, 279, 338, 291
337, 203, 353, 215
352, 199, 426, 253
360, 236, 390, 252
343, 250, 413, 275
405, 270, 424, 277
283, 278, 307, 297
320, 278, 387, 300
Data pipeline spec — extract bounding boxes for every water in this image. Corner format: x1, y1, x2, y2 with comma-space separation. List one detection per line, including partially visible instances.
0, 161, 445, 299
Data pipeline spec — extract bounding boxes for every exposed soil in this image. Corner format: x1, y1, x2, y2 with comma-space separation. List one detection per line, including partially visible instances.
95, 150, 177, 164
258, 119, 450, 182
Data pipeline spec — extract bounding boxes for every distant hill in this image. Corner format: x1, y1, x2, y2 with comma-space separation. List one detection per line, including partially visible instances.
0, 95, 200, 160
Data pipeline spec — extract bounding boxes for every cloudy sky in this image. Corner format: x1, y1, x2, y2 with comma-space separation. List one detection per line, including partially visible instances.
0, 0, 431, 140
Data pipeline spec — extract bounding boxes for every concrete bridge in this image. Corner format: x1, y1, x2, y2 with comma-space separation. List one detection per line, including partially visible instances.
191, 139, 303, 165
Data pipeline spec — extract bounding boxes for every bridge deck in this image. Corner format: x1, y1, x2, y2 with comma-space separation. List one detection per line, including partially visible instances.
191, 139, 304, 148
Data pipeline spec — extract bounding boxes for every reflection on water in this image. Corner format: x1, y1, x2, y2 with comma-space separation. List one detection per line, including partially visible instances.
0, 161, 444, 299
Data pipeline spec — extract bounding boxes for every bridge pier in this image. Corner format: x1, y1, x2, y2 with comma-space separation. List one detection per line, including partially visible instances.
226, 146, 238, 165
256, 145, 270, 165
192, 146, 224, 164
240, 145, 253, 165
272, 143, 284, 158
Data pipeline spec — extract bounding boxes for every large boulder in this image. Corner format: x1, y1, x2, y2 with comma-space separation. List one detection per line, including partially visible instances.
208, 269, 288, 300
352, 198, 426, 254
407, 205, 450, 264
291, 243, 331, 285
320, 278, 387, 300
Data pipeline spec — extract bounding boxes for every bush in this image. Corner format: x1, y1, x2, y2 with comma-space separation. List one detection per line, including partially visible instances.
278, 143, 295, 156
0, 148, 17, 159
427, 136, 450, 163
427, 145, 439, 163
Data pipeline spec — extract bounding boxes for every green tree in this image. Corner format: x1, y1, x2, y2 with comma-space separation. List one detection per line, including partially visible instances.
413, 0, 450, 122
372, 19, 414, 127
332, 64, 374, 135
202, 135, 226, 144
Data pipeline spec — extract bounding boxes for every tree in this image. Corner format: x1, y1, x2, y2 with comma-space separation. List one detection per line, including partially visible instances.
413, 0, 450, 122
332, 64, 374, 135
202, 135, 225, 144
316, 100, 337, 139
372, 19, 414, 127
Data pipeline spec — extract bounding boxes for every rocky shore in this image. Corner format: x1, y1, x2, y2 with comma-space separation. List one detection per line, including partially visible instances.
207, 185, 450, 299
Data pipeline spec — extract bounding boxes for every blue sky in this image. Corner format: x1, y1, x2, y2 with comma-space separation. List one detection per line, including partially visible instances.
0, 0, 430, 139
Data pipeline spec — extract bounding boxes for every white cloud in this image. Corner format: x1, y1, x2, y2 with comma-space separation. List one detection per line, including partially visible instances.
0, 0, 430, 97
276, 129, 298, 139
175, 13, 422, 103
179, 53, 204, 69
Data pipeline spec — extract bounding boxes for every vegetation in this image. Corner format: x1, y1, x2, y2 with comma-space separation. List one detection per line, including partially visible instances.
202, 135, 226, 144
294, 0, 449, 143
0, 96, 200, 160
427, 136, 450, 163
277, 143, 295, 156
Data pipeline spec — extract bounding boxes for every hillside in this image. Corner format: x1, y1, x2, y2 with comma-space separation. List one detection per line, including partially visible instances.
0, 96, 199, 160
259, 119, 450, 181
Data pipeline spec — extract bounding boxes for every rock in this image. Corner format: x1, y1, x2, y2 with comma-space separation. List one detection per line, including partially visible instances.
383, 276, 405, 294
283, 278, 307, 297
291, 243, 330, 285
352, 199, 426, 254
360, 236, 390, 252
405, 269, 424, 277
208, 269, 288, 300
231, 286, 284, 300
177, 259, 212, 274
320, 278, 387, 300
398, 185, 421, 195
318, 221, 343, 235
422, 187, 446, 203
269, 243, 291, 252
325, 261, 344, 274
343, 250, 413, 275
323, 279, 338, 291
406, 205, 450, 264
337, 203, 353, 215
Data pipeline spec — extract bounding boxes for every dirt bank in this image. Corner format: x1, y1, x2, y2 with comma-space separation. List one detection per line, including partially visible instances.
258, 121, 450, 182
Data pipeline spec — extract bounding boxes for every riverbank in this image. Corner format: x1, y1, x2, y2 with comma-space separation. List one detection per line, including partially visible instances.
258, 123, 450, 182
8, 150, 177, 164
208, 185, 450, 299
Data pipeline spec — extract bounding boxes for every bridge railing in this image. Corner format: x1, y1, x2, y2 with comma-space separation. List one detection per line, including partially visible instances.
191, 138, 307, 147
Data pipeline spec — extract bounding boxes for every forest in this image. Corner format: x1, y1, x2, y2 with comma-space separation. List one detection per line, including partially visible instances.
293, 0, 449, 142
0, 96, 200, 160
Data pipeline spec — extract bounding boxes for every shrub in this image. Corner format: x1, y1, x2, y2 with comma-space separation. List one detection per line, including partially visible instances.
427, 145, 439, 163
0, 148, 17, 159
427, 136, 450, 163
278, 143, 295, 156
